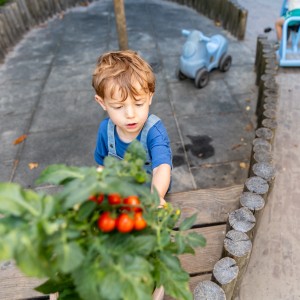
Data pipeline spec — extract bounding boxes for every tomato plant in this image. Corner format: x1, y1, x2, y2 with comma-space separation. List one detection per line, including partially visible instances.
0, 141, 206, 300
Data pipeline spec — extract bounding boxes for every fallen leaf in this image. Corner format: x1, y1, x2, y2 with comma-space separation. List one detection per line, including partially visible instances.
214, 20, 221, 26
244, 123, 254, 132
201, 164, 213, 168
28, 162, 39, 170
79, 1, 89, 6
245, 106, 251, 111
245, 98, 251, 102
239, 162, 247, 169
231, 144, 242, 150
13, 134, 27, 145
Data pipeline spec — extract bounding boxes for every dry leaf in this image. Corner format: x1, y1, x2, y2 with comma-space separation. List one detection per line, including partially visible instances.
28, 162, 39, 170
13, 134, 27, 145
214, 20, 221, 26
245, 98, 251, 102
231, 143, 242, 150
79, 1, 89, 6
244, 123, 254, 132
202, 163, 213, 168
239, 162, 247, 169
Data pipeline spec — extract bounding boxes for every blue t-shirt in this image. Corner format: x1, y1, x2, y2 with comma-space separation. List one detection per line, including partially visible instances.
94, 117, 172, 170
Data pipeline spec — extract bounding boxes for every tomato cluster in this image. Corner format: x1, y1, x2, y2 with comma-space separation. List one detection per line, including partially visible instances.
89, 194, 147, 233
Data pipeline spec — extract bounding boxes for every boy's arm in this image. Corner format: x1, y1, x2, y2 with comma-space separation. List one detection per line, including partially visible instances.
151, 163, 171, 206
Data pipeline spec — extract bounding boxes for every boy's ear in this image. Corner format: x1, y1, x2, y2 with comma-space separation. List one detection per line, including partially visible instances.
95, 95, 107, 111
149, 93, 154, 105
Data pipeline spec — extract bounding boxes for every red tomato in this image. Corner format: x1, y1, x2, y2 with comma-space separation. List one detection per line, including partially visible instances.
88, 195, 97, 202
96, 194, 104, 204
123, 195, 142, 212
97, 212, 116, 233
116, 213, 134, 233
134, 212, 147, 231
89, 194, 104, 204
108, 194, 122, 205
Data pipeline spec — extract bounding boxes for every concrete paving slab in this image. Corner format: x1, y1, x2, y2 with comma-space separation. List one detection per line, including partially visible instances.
12, 125, 97, 187
176, 113, 254, 165
30, 90, 104, 132
43, 62, 96, 93
169, 80, 241, 115
0, 81, 42, 115
191, 161, 249, 189
0, 113, 32, 162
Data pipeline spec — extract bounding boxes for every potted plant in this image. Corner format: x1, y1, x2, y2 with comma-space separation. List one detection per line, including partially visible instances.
0, 141, 206, 300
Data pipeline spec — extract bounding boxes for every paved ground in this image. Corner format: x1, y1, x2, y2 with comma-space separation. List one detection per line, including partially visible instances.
0, 0, 257, 193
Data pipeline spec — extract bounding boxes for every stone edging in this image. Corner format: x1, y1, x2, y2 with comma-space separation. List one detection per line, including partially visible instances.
0, 0, 92, 63
165, 0, 248, 40
193, 36, 278, 300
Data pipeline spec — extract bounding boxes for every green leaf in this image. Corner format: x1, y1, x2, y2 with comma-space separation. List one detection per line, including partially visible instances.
35, 276, 73, 294
175, 233, 185, 254
125, 140, 147, 162
185, 232, 206, 248
72, 259, 106, 300
179, 213, 197, 231
100, 255, 153, 300
54, 242, 84, 273
76, 200, 97, 222
36, 164, 85, 185
0, 183, 40, 216
15, 235, 50, 277
154, 252, 192, 300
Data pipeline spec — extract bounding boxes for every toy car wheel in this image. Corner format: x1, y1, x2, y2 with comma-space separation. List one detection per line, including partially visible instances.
219, 54, 232, 72
176, 67, 187, 80
194, 68, 209, 88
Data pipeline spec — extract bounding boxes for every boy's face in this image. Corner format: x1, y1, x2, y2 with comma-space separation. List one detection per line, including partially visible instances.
95, 80, 153, 142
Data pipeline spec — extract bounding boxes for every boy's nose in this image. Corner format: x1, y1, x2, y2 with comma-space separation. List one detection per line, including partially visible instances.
125, 104, 135, 118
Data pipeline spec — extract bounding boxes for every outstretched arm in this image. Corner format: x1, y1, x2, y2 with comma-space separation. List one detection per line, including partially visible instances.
151, 163, 171, 206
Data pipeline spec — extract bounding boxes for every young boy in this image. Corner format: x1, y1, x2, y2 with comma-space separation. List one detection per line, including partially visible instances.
92, 50, 172, 206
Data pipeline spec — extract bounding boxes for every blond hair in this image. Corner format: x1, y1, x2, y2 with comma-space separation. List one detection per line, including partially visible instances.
92, 50, 155, 101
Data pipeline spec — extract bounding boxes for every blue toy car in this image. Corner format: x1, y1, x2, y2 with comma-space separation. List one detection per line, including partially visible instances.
177, 29, 232, 88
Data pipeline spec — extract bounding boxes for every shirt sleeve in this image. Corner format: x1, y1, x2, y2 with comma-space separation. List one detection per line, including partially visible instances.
147, 120, 172, 170
94, 118, 109, 165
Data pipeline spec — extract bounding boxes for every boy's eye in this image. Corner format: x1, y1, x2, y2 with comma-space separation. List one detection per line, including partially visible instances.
136, 102, 144, 107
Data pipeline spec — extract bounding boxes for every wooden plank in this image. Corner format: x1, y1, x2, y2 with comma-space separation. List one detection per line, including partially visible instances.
0, 261, 47, 300
166, 185, 243, 225
179, 225, 227, 274
163, 273, 212, 300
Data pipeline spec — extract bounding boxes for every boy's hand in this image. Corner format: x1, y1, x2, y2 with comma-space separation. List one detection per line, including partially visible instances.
157, 197, 167, 208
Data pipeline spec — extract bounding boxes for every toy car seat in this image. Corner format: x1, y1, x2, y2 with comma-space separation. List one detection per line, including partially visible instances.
278, 0, 300, 66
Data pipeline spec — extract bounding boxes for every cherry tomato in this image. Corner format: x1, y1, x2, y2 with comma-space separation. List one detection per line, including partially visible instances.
134, 212, 147, 231
96, 194, 104, 204
89, 194, 104, 204
123, 195, 142, 212
88, 195, 97, 202
97, 212, 116, 233
116, 213, 134, 233
108, 194, 122, 205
